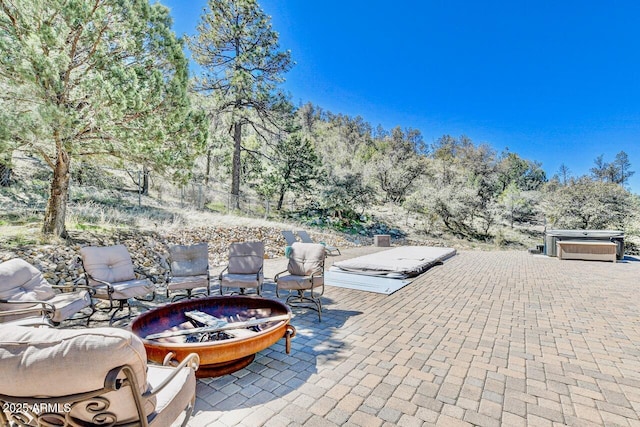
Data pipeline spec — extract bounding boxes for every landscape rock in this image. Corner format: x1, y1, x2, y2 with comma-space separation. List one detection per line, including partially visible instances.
0, 226, 358, 286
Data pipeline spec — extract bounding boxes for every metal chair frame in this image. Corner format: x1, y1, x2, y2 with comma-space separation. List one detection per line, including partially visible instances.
275, 244, 326, 322
79, 255, 155, 327
0, 353, 200, 427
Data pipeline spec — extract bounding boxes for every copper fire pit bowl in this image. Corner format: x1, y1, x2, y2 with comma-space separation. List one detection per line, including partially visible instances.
129, 296, 296, 378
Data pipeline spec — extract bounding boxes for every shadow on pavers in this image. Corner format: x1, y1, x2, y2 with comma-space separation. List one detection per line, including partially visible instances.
193, 304, 362, 412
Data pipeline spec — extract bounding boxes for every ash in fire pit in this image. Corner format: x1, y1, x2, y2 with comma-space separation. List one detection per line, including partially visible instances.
179, 310, 266, 343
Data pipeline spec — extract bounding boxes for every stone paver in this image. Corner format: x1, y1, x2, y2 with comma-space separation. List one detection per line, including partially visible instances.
187, 249, 640, 426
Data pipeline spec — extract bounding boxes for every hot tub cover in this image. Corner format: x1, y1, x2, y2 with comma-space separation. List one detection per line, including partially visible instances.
332, 246, 456, 279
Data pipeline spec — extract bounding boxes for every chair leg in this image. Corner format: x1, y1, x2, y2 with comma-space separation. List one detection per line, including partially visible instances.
90, 298, 131, 326
87, 301, 96, 325
179, 397, 196, 427
134, 291, 155, 302
171, 289, 194, 302
221, 286, 261, 297
285, 290, 322, 322
108, 300, 129, 326
81, 303, 96, 326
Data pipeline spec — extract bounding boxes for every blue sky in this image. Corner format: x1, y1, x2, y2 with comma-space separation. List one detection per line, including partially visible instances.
158, 0, 640, 193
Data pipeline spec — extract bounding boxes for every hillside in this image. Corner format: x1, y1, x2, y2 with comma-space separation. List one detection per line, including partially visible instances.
1, 158, 546, 293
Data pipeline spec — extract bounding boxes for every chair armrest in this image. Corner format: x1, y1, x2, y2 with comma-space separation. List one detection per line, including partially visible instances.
309, 272, 325, 296
218, 266, 229, 280
0, 299, 55, 318
51, 283, 96, 296
134, 267, 157, 284
85, 272, 116, 293
146, 353, 200, 398
274, 269, 288, 282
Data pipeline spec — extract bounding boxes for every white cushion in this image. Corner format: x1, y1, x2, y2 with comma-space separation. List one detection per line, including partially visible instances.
169, 243, 209, 277
0, 259, 91, 324
228, 242, 264, 274
167, 275, 209, 291
0, 259, 56, 309
92, 278, 154, 300
48, 289, 92, 323
221, 272, 263, 289
80, 244, 136, 284
147, 364, 196, 427
287, 243, 325, 276
276, 274, 323, 291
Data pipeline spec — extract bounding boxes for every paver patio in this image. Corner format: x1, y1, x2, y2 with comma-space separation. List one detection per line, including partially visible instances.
189, 249, 640, 426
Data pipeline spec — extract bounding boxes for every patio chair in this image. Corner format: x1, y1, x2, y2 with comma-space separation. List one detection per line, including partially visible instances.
79, 244, 155, 326
0, 325, 199, 427
166, 243, 211, 301
296, 230, 341, 256
275, 242, 326, 321
219, 242, 264, 295
0, 258, 93, 326
281, 230, 298, 246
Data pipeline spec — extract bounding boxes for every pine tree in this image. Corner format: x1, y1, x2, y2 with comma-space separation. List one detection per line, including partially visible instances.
189, 0, 292, 207
0, 0, 206, 236
613, 151, 634, 185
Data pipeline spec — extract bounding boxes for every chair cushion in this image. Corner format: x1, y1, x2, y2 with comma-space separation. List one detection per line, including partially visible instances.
47, 289, 92, 323
0, 325, 155, 423
221, 272, 263, 289
228, 242, 264, 274
288, 243, 325, 277
0, 259, 56, 309
80, 244, 136, 285
276, 274, 323, 290
169, 243, 209, 277
166, 274, 209, 291
1, 315, 52, 327
93, 279, 154, 300
147, 364, 196, 427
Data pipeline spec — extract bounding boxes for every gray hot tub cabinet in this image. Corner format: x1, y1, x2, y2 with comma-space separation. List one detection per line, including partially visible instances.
544, 229, 624, 260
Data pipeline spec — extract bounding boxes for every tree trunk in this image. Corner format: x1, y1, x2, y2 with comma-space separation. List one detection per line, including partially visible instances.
231, 121, 242, 209
142, 165, 150, 195
43, 149, 71, 237
205, 147, 212, 185
0, 162, 11, 187
277, 184, 286, 210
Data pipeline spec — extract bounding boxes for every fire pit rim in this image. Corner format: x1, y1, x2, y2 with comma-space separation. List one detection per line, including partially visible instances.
127, 295, 295, 377
129, 295, 292, 347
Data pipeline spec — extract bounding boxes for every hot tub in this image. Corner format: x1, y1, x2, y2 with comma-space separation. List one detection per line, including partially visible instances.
544, 229, 624, 260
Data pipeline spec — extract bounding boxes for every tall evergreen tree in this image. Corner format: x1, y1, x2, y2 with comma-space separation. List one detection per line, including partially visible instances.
590, 155, 608, 182
590, 152, 635, 185
262, 132, 320, 210
0, 0, 206, 236
613, 151, 634, 185
189, 0, 292, 206
557, 163, 571, 185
